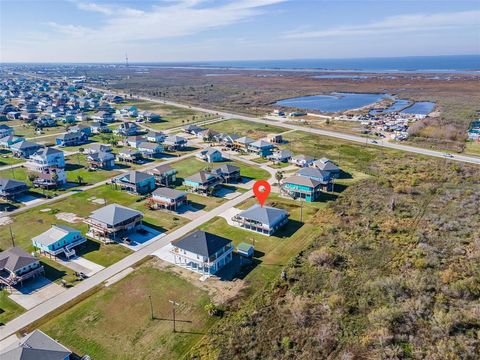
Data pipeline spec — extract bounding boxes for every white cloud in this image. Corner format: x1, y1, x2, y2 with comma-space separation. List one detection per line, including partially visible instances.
51, 0, 286, 43
76, 1, 114, 15
283, 10, 480, 39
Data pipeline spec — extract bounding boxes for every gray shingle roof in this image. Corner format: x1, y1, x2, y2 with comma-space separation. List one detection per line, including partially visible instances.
0, 178, 27, 191
213, 164, 240, 175
116, 170, 154, 184
284, 175, 322, 188
148, 164, 174, 175
32, 147, 63, 157
235, 136, 255, 145
237, 204, 288, 226
89, 203, 142, 226
185, 170, 217, 184
152, 187, 186, 200
173, 230, 231, 257
0, 329, 71, 360
249, 139, 272, 148
296, 167, 331, 182
0, 247, 38, 273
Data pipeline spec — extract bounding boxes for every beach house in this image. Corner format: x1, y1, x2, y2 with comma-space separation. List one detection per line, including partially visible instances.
32, 224, 87, 258
232, 204, 289, 236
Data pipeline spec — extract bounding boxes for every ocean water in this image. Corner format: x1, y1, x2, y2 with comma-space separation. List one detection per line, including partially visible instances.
139, 55, 480, 73
275, 92, 389, 112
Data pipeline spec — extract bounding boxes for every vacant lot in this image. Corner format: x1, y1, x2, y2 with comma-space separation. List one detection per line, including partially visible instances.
40, 263, 217, 360
14, 124, 67, 139
120, 100, 215, 130
208, 119, 285, 139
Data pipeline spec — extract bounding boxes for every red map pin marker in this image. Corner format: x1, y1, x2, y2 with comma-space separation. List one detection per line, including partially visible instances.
253, 180, 271, 207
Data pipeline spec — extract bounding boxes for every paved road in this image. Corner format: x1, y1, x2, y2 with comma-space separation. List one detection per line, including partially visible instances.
0, 168, 272, 340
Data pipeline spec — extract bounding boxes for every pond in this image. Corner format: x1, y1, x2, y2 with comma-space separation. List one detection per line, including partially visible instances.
275, 92, 389, 112
400, 102, 435, 116
369, 98, 412, 115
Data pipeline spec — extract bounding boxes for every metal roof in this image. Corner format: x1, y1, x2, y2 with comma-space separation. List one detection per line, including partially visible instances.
89, 203, 142, 226
32, 224, 80, 247
237, 204, 289, 226
173, 230, 231, 257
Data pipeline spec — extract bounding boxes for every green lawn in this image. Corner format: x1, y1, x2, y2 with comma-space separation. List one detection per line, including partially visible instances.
170, 157, 271, 187
0, 149, 24, 167
200, 194, 324, 287
64, 155, 123, 185
0, 290, 25, 325
119, 100, 215, 130
207, 119, 285, 139
465, 141, 480, 156
41, 264, 217, 360
14, 124, 67, 139
75, 238, 132, 267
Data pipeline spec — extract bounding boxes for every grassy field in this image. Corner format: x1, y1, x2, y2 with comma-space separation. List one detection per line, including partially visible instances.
64, 154, 123, 185
0, 149, 24, 167
41, 263, 217, 360
0, 290, 25, 325
171, 156, 271, 186
14, 124, 67, 139
120, 100, 215, 130
465, 141, 480, 156
207, 119, 285, 139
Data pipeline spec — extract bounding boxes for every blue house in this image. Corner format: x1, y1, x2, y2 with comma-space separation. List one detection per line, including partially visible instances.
32, 224, 87, 258
69, 123, 92, 137
55, 131, 88, 147
0, 134, 24, 148
248, 139, 274, 157
112, 170, 156, 194
281, 175, 323, 202
296, 167, 333, 190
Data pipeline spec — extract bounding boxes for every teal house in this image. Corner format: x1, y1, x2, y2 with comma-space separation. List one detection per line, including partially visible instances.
281, 175, 322, 202
32, 224, 87, 258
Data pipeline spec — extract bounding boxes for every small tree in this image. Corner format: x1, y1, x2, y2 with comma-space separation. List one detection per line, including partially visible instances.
275, 171, 284, 185
77, 175, 83, 185
204, 302, 218, 316
78, 147, 85, 153
27, 173, 38, 185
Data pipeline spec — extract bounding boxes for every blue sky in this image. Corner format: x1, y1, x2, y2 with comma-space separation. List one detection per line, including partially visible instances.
1, 0, 479, 62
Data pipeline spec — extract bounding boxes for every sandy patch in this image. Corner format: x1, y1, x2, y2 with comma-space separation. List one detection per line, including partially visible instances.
40, 208, 52, 212
55, 212, 84, 223
88, 196, 106, 205
152, 257, 245, 305
0, 216, 13, 226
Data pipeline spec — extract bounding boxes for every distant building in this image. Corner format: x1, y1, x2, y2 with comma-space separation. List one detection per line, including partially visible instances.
147, 164, 177, 186
10, 140, 43, 158
32, 224, 87, 259
196, 148, 223, 163
55, 131, 88, 147
164, 135, 187, 150
212, 164, 241, 183
290, 154, 315, 167
117, 148, 142, 163
281, 175, 323, 202
137, 141, 163, 158
267, 133, 283, 144
150, 187, 187, 211
112, 170, 156, 194
171, 230, 233, 276
248, 139, 274, 157
0, 178, 28, 200
313, 158, 340, 178
27, 147, 65, 172
184, 170, 223, 195
146, 131, 165, 143
87, 150, 115, 169
269, 149, 293, 163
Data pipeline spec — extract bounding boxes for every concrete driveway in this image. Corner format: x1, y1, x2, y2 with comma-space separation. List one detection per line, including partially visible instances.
55, 256, 105, 277
9, 278, 65, 310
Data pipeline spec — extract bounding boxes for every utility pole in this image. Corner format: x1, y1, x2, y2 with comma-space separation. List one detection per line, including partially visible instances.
169, 300, 179, 332
300, 199, 304, 222
148, 294, 154, 320
9, 225, 15, 247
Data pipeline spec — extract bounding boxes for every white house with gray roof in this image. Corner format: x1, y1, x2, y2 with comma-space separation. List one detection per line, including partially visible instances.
0, 329, 71, 360
0, 247, 44, 287
232, 204, 289, 236
171, 230, 233, 276
84, 203, 143, 241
